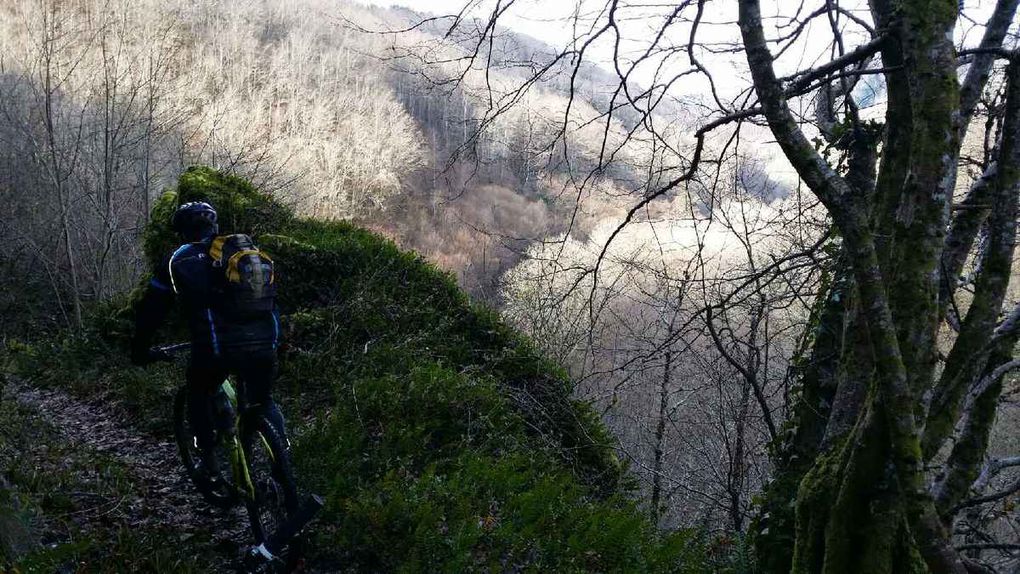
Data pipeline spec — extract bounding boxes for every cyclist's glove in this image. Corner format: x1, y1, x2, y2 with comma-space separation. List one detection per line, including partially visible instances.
131, 344, 170, 366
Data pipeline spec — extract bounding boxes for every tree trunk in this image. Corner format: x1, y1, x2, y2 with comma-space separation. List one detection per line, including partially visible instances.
650, 347, 672, 525
753, 260, 849, 572
739, 0, 974, 570
42, 9, 83, 330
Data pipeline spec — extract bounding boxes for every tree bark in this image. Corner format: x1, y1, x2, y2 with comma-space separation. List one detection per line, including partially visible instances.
754, 258, 850, 573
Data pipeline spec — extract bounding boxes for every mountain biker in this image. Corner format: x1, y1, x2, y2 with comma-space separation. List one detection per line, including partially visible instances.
129, 201, 288, 487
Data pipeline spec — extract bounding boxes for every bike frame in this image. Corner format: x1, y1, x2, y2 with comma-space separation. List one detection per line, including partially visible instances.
159, 343, 278, 544
221, 377, 280, 545
220, 379, 257, 501
157, 341, 323, 565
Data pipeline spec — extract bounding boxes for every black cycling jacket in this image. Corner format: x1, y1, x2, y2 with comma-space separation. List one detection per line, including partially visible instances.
133, 237, 280, 356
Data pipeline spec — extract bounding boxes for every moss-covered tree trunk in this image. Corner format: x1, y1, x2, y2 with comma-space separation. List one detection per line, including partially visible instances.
741, 0, 1020, 571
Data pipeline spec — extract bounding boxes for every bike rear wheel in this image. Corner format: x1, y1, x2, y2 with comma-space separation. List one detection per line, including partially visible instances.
173, 386, 238, 509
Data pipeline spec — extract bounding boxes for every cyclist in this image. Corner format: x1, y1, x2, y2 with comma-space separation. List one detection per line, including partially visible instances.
130, 201, 287, 489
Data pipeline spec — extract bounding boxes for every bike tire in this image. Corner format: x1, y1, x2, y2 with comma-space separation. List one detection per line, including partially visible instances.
242, 415, 303, 572
173, 386, 238, 510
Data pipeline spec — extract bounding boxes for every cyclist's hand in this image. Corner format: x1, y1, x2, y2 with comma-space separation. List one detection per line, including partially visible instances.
132, 346, 171, 366
148, 347, 173, 364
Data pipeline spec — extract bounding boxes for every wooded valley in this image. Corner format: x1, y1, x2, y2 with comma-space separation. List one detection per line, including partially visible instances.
1, 1, 1019, 572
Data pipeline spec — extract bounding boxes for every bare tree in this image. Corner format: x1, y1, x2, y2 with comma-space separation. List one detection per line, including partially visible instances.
0, 0, 431, 322
0, 0, 194, 327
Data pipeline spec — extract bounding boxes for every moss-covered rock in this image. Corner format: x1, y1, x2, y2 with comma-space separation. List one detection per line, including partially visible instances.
143, 166, 292, 267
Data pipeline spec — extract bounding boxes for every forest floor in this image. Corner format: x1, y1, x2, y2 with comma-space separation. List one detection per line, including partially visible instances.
1, 377, 273, 572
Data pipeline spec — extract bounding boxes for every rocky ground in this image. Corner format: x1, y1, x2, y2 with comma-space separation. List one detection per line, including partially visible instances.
2, 378, 281, 572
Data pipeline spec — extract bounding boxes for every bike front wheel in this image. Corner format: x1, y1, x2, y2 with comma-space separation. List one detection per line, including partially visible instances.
242, 415, 303, 571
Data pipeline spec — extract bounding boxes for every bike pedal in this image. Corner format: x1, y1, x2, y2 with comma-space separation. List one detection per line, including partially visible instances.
243, 543, 283, 573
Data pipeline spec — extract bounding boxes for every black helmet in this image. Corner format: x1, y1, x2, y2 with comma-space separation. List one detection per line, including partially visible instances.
172, 201, 218, 239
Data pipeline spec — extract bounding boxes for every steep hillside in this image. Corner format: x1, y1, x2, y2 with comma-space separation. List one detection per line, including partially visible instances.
3, 167, 717, 572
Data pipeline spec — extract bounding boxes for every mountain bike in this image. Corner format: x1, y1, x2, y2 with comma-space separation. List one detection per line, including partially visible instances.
154, 343, 322, 573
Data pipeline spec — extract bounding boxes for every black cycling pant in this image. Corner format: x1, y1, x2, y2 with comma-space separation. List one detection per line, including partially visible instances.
187, 346, 286, 453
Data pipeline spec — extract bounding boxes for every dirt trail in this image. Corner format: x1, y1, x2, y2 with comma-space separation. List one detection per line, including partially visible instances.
7, 378, 249, 570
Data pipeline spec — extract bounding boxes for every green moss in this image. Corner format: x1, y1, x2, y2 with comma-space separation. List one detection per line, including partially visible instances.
752, 245, 849, 574
143, 166, 292, 268
789, 402, 925, 574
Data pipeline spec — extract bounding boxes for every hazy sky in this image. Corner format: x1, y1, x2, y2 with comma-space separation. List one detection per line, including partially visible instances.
355, 0, 1011, 186
356, 0, 1007, 102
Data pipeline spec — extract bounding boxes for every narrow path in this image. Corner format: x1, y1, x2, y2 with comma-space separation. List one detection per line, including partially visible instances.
6, 378, 249, 571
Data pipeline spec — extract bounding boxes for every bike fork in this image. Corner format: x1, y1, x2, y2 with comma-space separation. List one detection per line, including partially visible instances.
226, 432, 266, 543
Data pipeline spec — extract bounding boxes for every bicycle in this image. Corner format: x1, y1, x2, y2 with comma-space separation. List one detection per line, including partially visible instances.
154, 343, 322, 573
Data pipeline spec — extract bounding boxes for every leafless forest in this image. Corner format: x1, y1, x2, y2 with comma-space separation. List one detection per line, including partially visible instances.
2, 0, 1019, 571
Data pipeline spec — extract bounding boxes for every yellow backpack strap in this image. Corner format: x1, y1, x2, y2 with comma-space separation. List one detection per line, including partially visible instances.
209, 235, 228, 263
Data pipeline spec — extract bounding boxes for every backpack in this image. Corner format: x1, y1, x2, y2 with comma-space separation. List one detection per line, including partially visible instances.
208, 234, 276, 318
